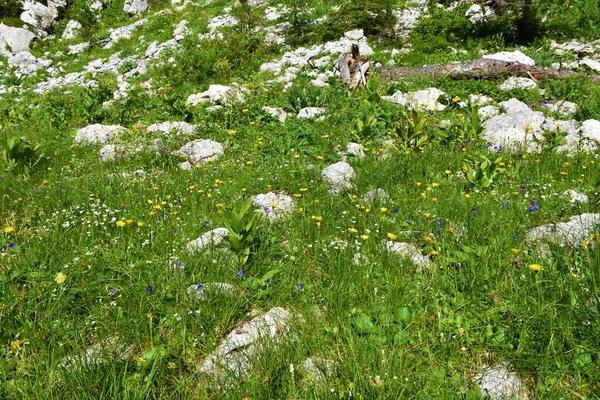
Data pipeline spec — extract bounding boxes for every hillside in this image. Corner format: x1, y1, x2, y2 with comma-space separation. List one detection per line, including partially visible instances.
2, 0, 600, 398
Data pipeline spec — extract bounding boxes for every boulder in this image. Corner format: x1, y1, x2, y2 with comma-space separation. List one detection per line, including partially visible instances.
484, 50, 535, 66
253, 192, 296, 221
187, 228, 230, 253
175, 139, 224, 164
527, 214, 600, 248
123, 0, 148, 15
62, 20, 82, 39
74, 124, 126, 145
382, 88, 446, 112
0, 23, 36, 56
322, 162, 355, 193
476, 363, 527, 400
498, 77, 537, 91
20, 0, 66, 34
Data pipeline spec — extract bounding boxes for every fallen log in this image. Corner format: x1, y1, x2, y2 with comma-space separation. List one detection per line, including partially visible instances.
374, 58, 600, 84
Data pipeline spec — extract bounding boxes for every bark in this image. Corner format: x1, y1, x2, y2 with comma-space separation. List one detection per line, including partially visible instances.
374, 58, 600, 83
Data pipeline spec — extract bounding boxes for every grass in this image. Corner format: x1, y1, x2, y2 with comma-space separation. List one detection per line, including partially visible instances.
2, 0, 600, 398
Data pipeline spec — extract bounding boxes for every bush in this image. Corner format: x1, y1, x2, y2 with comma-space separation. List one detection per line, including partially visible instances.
0, 0, 22, 19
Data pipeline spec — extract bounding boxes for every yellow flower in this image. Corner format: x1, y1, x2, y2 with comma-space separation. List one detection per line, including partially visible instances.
464, 194, 471, 199
511, 248, 520, 255
348, 228, 358, 234
299, 188, 308, 192
294, 154, 300, 159
448, 227, 455, 233
529, 264, 543, 271
4, 226, 15, 234
429, 250, 439, 256
445, 170, 452, 175
316, 156, 324, 161
360, 235, 369, 241
126, 219, 133, 225
137, 222, 144, 227
311, 216, 323, 222
387, 232, 397, 241
116, 221, 126, 228
228, 129, 237, 136
416, 182, 422, 187
10, 339, 23, 350
54, 272, 67, 284
524, 125, 533, 132
380, 207, 388, 213
452, 96, 461, 102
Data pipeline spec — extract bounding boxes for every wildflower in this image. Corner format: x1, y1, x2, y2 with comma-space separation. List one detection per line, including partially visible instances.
4, 226, 14, 234
360, 235, 369, 241
8, 243, 15, 249
296, 283, 304, 290
452, 96, 461, 102
54, 272, 67, 284
464, 194, 471, 199
237, 270, 245, 278
429, 250, 439, 256
316, 156, 324, 161
380, 207, 388, 213
348, 228, 358, 234
448, 227, 455, 233
168, 362, 176, 370
471, 207, 477, 213
126, 219, 133, 225
146, 284, 152, 293
511, 248, 520, 255
513, 258, 521, 265
445, 170, 451, 175
406, 219, 412, 224
524, 125, 533, 131
137, 221, 145, 227
228, 129, 237, 136
111, 288, 119, 295
529, 264, 543, 271
387, 232, 398, 241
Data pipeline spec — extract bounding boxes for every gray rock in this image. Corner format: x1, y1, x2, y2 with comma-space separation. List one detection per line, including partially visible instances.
543, 100, 578, 117
207, 14, 239, 33
59, 336, 136, 370
297, 107, 327, 119
187, 228, 230, 253
7, 51, 53, 77
98, 144, 124, 161
175, 139, 224, 164
551, 40, 599, 56
200, 307, 293, 380
187, 283, 236, 301
68, 42, 90, 54
74, 124, 126, 145
186, 84, 249, 106
580, 57, 600, 72
20, 0, 65, 34
147, 121, 198, 136
62, 20, 82, 39
103, 19, 148, 49
482, 99, 545, 152
346, 142, 365, 159
563, 190, 589, 204
322, 162, 355, 193
476, 363, 527, 400
581, 119, 600, 142
262, 106, 289, 123
382, 88, 446, 111
344, 29, 364, 41
498, 77, 537, 90
527, 213, 600, 248
173, 20, 190, 40
484, 50, 535, 66
478, 105, 500, 120
253, 192, 296, 221
361, 189, 389, 203
465, 4, 495, 25
302, 357, 336, 383
386, 241, 430, 270
123, 0, 148, 15
0, 23, 36, 56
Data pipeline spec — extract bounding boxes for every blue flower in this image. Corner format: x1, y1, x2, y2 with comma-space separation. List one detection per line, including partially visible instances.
436, 220, 442, 226
237, 270, 245, 278
196, 284, 204, 291
146, 284, 152, 293
111, 288, 119, 295
296, 283, 304, 290
8, 243, 15, 249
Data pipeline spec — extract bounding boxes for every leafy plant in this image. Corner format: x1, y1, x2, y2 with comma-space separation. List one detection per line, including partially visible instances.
222, 196, 261, 266
392, 109, 429, 151
437, 105, 486, 145
1, 132, 44, 175
461, 155, 505, 189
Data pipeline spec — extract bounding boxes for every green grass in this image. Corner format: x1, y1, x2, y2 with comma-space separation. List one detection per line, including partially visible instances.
2, 0, 600, 398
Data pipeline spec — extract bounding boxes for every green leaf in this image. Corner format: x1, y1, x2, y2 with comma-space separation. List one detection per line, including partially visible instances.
353, 313, 374, 334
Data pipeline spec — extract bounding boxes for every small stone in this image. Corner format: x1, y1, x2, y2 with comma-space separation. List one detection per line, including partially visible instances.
386, 241, 430, 270
262, 106, 289, 123
123, 0, 148, 15
563, 190, 589, 204
484, 50, 535, 66
527, 213, 600, 248
62, 20, 82, 39
381, 88, 446, 111
302, 357, 336, 383
344, 29, 364, 41
187, 228, 230, 253
253, 192, 296, 221
346, 142, 365, 159
475, 363, 526, 400
322, 162, 355, 193
297, 107, 327, 119
361, 189, 389, 203
74, 124, 126, 145
175, 139, 224, 164
147, 121, 198, 136
498, 77, 537, 91
186, 84, 248, 106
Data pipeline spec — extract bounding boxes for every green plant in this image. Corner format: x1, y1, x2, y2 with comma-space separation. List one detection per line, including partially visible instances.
392, 109, 429, 151
222, 196, 261, 266
461, 155, 505, 189
1, 132, 44, 175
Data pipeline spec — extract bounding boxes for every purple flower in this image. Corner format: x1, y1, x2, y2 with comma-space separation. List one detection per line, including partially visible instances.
237, 270, 245, 278
8, 243, 15, 249
196, 284, 204, 291
176, 261, 184, 268
204, 221, 210, 226
513, 235, 518, 241
296, 283, 304, 290
530, 199, 537, 206
394, 208, 401, 213
471, 207, 477, 213
513, 258, 521, 266
146, 284, 152, 293
520, 185, 526, 191
436, 220, 442, 226
502, 202, 508, 208
525, 175, 530, 179
111, 288, 119, 295
406, 219, 412, 224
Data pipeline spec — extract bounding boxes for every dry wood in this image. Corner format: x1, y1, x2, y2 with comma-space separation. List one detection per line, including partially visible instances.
374, 58, 600, 83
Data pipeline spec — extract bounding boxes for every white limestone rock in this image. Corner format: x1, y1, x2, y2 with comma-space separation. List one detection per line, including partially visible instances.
551, 40, 599, 56
58, 337, 135, 370
476, 363, 527, 400
469, 94, 493, 106
199, 307, 293, 379
581, 57, 600, 72
484, 50, 535, 66
253, 192, 296, 221
465, 4, 495, 25
173, 20, 190, 40
62, 20, 82, 39
543, 100, 578, 117
98, 144, 124, 161
68, 42, 90, 54
297, 107, 327, 119
20, 0, 65, 34
186, 84, 249, 106
123, 0, 148, 15
482, 99, 545, 152
207, 14, 239, 33
386, 241, 430, 270
147, 121, 198, 136
527, 213, 600, 248
0, 23, 36, 56
346, 142, 365, 159
322, 162, 355, 193
262, 106, 289, 123
478, 105, 499, 120
175, 139, 224, 164
361, 189, 389, 203
499, 77, 537, 91
74, 124, 126, 145
344, 29, 364, 41
7, 51, 53, 77
563, 190, 589, 204
187, 228, 230, 253
382, 88, 446, 112
301, 357, 336, 383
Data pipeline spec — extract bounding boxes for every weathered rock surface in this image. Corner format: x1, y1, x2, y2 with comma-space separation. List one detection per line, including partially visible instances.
147, 121, 198, 136
187, 228, 230, 253
253, 192, 296, 221
322, 162, 355, 193
175, 139, 224, 164
62, 20, 82, 39
74, 124, 126, 145
123, 0, 148, 15
476, 363, 527, 400
386, 241, 430, 269
498, 77, 537, 91
382, 88, 446, 112
484, 50, 535, 66
527, 213, 600, 247
186, 84, 249, 106
0, 23, 36, 56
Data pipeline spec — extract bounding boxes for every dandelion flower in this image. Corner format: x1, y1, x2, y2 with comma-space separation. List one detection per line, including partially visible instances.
529, 264, 543, 271
348, 228, 358, 234
4, 226, 15, 234
360, 235, 369, 241
116, 221, 126, 227
54, 272, 67, 284
387, 232, 397, 241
